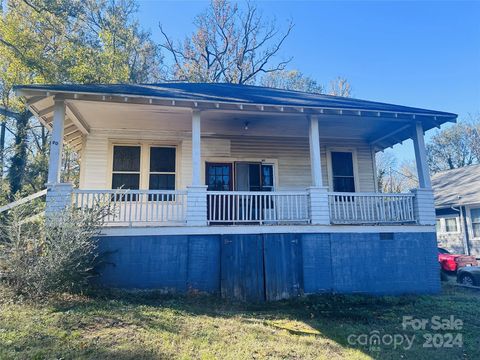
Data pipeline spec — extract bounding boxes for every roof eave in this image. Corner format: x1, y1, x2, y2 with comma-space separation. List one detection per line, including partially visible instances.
14, 86, 458, 123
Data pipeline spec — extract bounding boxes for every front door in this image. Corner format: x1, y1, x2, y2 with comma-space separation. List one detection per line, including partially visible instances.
206, 163, 233, 222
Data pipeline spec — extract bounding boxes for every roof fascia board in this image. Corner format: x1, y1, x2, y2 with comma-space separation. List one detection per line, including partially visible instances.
15, 87, 457, 121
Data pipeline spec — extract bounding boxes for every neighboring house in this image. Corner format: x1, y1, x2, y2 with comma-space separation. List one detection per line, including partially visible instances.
432, 164, 480, 257
14, 83, 456, 301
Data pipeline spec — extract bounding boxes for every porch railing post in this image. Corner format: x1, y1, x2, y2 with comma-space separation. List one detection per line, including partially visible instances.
186, 185, 208, 226
45, 183, 73, 216
307, 186, 330, 225
410, 188, 435, 225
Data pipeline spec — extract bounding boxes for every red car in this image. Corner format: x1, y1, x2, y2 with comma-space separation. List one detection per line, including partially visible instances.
438, 248, 478, 272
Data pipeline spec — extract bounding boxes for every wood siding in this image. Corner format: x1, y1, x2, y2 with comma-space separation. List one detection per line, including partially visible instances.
79, 129, 377, 192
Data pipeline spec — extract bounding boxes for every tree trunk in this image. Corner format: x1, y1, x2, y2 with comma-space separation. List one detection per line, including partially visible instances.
0, 121, 5, 179
8, 110, 31, 199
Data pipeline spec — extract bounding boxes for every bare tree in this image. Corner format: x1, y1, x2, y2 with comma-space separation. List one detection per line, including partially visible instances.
160, 0, 293, 84
260, 69, 324, 93
328, 76, 352, 97
427, 120, 479, 173
376, 151, 418, 193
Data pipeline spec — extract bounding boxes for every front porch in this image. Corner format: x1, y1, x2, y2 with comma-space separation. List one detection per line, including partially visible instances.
68, 188, 420, 227
15, 83, 451, 230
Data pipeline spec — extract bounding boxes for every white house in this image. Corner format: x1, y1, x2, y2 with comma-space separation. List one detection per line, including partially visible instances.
14, 83, 456, 301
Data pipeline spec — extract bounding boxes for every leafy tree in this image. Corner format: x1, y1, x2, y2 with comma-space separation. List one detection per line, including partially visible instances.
160, 0, 293, 84
0, 0, 163, 201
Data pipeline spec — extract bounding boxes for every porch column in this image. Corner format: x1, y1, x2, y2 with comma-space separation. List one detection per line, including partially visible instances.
307, 115, 330, 225
45, 98, 72, 214
47, 98, 65, 184
309, 115, 323, 187
186, 109, 207, 226
411, 121, 435, 225
192, 110, 202, 186
412, 121, 431, 189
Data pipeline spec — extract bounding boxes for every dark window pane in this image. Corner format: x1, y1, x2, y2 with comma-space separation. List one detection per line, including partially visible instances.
471, 209, 480, 223
206, 164, 231, 191
113, 146, 141, 171
150, 147, 176, 172
333, 177, 355, 192
331, 152, 354, 177
249, 164, 261, 190
149, 174, 175, 190
112, 173, 140, 189
262, 165, 273, 187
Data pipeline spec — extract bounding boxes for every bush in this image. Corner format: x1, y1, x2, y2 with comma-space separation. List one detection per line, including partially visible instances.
0, 203, 110, 299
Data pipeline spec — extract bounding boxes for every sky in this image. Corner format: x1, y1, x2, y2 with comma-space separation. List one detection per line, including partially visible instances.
136, 0, 480, 163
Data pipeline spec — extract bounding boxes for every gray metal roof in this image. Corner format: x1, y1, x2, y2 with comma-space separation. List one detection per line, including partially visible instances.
15, 82, 457, 118
432, 164, 480, 208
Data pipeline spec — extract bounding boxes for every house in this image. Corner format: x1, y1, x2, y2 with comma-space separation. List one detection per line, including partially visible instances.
14, 83, 456, 301
432, 164, 480, 257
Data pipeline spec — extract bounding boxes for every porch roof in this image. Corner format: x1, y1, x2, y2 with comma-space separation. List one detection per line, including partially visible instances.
15, 82, 457, 152
16, 82, 456, 118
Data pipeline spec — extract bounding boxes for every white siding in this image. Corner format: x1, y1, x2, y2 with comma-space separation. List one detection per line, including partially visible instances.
80, 130, 377, 192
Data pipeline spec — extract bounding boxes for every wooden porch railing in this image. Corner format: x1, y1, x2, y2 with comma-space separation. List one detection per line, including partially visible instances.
206, 191, 309, 224
72, 189, 187, 226
328, 192, 416, 224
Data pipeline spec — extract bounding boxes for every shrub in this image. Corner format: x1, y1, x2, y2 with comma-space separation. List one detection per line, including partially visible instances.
0, 202, 111, 299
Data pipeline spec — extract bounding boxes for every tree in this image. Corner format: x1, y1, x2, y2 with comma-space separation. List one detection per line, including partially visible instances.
376, 151, 418, 193
426, 119, 480, 173
260, 70, 324, 93
160, 0, 293, 84
0, 0, 163, 201
328, 76, 352, 97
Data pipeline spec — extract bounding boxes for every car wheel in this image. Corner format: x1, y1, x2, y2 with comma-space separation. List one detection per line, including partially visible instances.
460, 274, 476, 287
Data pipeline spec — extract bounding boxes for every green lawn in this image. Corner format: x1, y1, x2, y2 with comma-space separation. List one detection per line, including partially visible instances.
0, 284, 479, 360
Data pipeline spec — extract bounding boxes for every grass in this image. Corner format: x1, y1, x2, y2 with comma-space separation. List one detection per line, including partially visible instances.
0, 284, 479, 360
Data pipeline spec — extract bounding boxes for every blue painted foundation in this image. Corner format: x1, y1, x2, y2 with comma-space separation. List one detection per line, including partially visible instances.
96, 232, 440, 300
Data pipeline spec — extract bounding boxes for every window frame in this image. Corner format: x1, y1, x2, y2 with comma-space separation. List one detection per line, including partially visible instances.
148, 145, 177, 191
436, 216, 461, 234
108, 141, 179, 191
468, 207, 480, 239
111, 144, 142, 190
326, 148, 359, 193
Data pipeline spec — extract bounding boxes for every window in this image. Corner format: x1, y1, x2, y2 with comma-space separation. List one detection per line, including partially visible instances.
471, 208, 480, 238
234, 163, 274, 191
207, 163, 232, 191
436, 219, 441, 233
445, 218, 458, 233
331, 151, 355, 192
149, 147, 176, 191
111, 146, 141, 190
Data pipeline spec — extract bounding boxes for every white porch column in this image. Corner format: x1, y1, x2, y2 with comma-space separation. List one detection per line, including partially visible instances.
307, 115, 330, 225
309, 115, 323, 187
191, 110, 201, 186
45, 98, 73, 215
412, 121, 431, 189
47, 98, 65, 184
411, 121, 435, 225
187, 109, 207, 226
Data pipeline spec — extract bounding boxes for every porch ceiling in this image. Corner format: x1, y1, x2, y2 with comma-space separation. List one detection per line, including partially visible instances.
15, 83, 457, 153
